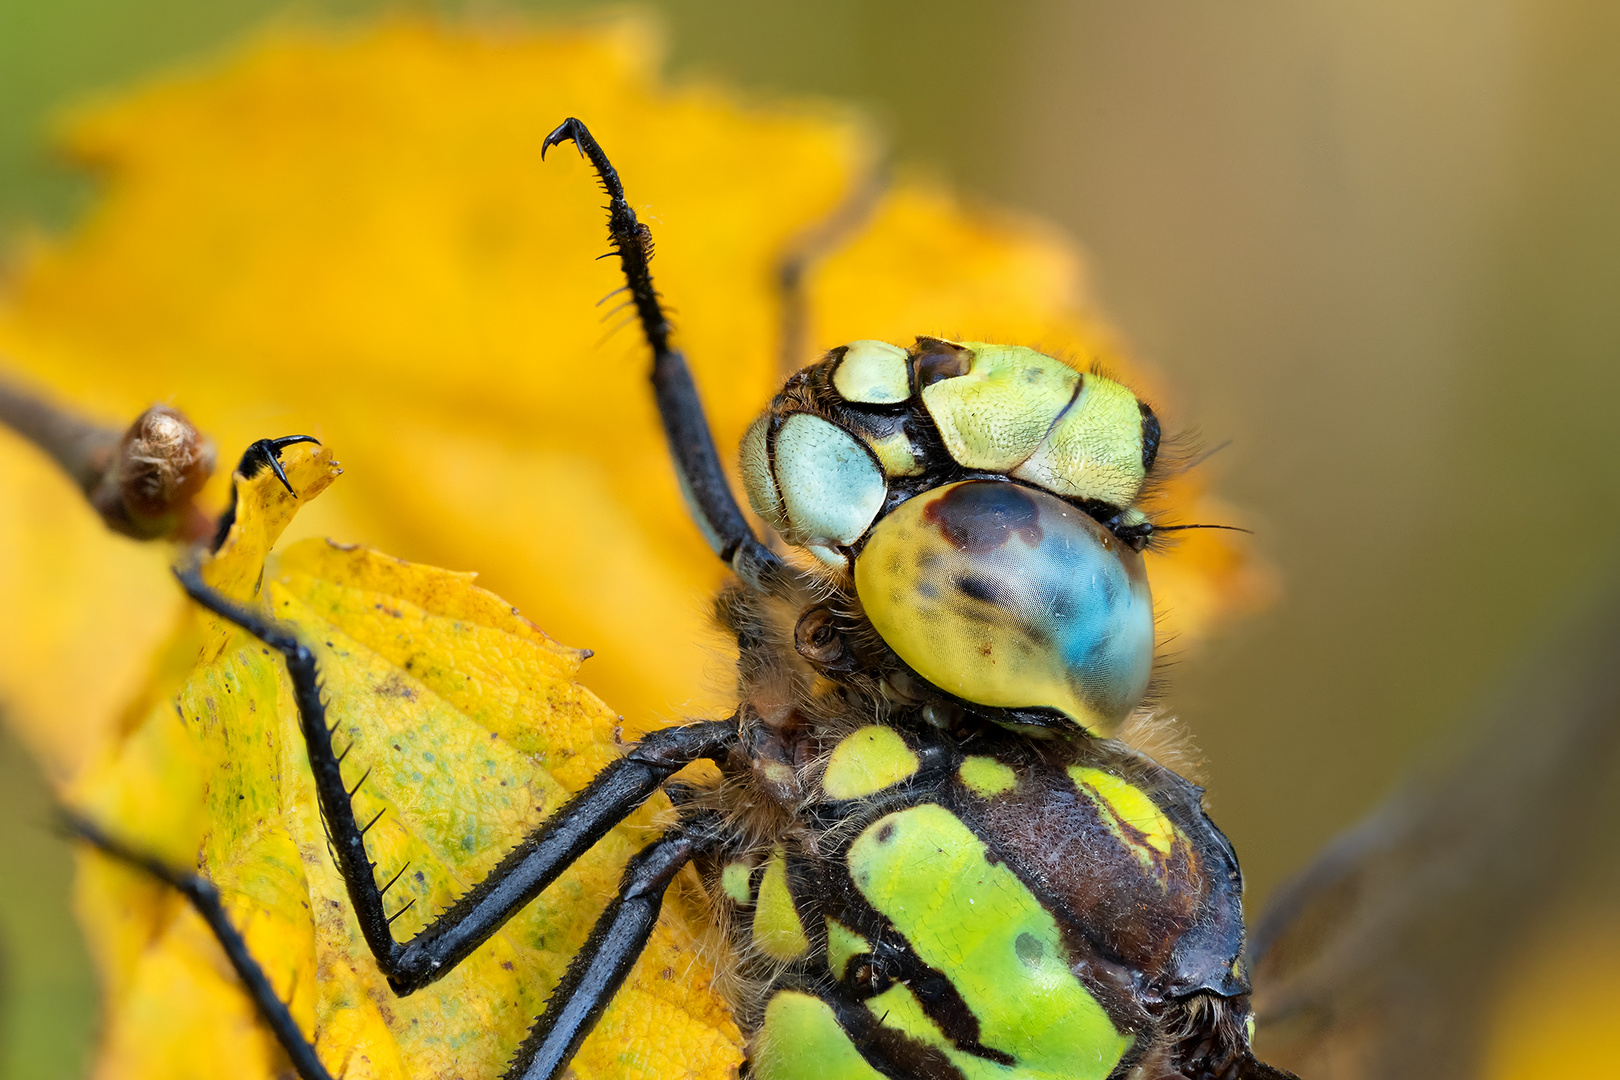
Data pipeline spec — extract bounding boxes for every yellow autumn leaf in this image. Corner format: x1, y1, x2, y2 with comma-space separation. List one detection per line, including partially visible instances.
72, 438, 742, 1080
0, 17, 1268, 789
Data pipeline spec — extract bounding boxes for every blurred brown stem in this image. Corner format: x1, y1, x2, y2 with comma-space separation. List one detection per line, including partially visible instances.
1250, 580, 1620, 1078
0, 370, 121, 495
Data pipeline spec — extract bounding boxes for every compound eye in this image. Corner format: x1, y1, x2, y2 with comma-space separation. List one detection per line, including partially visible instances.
854, 480, 1153, 735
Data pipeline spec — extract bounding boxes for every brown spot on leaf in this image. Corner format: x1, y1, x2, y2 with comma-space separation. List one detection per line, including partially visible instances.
372, 672, 417, 700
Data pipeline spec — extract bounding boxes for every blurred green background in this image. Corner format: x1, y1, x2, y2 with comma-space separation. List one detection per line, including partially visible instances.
3, 0, 1618, 1077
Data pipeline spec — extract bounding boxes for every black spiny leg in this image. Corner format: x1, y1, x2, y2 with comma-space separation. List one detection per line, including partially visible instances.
541, 117, 797, 597
176, 562, 400, 967
386, 719, 736, 991
504, 814, 720, 1080
63, 814, 338, 1080
174, 562, 737, 992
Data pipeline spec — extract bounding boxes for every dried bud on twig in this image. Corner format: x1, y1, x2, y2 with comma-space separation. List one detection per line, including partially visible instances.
0, 372, 216, 541
89, 405, 217, 540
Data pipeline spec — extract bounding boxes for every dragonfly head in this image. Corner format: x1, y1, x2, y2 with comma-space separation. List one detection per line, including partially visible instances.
738, 337, 1163, 734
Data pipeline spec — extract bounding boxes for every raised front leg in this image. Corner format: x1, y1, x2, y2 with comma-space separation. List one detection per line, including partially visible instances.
541, 117, 797, 597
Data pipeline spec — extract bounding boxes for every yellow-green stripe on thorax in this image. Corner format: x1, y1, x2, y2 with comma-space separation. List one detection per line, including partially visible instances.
846, 805, 1130, 1079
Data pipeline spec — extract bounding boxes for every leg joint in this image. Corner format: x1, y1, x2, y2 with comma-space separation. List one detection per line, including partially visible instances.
620, 812, 722, 901
623, 717, 739, 771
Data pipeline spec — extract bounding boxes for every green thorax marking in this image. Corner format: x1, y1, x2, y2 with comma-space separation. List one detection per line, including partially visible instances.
755, 992, 886, 1080
846, 804, 1130, 1078
822, 725, 920, 800
1068, 764, 1177, 875
721, 859, 755, 906
824, 918, 869, 981
753, 846, 810, 961
957, 755, 1017, 797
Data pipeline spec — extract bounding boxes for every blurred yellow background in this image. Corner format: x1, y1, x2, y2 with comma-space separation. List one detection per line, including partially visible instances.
2, 1, 1618, 1078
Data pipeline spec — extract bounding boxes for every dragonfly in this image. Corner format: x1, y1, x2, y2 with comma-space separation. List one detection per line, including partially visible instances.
5, 75, 1614, 1080
22, 115, 1290, 1080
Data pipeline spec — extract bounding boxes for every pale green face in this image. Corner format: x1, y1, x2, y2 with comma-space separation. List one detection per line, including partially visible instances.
740, 408, 888, 568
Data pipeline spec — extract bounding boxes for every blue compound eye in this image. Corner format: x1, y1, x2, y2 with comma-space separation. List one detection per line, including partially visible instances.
854, 480, 1154, 735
